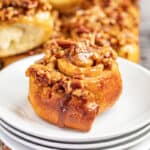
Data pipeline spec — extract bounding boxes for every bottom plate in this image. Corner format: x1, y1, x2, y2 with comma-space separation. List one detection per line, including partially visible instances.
1, 121, 150, 150
0, 127, 31, 150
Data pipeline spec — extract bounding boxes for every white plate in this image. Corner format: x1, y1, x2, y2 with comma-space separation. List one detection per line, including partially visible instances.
1, 123, 150, 150
1, 121, 150, 150
0, 55, 150, 142
0, 127, 31, 150
1, 120, 150, 150
130, 134, 150, 150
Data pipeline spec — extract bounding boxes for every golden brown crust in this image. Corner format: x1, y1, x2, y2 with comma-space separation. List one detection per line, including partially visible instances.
26, 40, 122, 131
29, 77, 99, 131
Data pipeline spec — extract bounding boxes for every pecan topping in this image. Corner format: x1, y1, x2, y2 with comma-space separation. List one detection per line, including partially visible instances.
26, 40, 117, 98
0, 0, 51, 22
59, 0, 139, 54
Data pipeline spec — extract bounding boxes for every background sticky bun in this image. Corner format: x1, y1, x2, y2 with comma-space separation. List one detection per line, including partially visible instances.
0, 0, 140, 69
60, 0, 140, 62
0, 0, 53, 57
26, 40, 122, 131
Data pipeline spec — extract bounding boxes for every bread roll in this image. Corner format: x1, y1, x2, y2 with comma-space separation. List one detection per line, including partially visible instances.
0, 0, 53, 57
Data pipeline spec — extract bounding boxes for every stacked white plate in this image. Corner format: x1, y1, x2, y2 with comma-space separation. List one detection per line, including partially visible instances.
0, 55, 150, 150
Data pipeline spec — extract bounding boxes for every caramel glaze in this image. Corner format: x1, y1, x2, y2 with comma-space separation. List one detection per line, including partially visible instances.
58, 94, 71, 128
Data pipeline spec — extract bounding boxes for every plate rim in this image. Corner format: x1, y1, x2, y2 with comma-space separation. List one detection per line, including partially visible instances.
1, 121, 150, 150
1, 119, 150, 148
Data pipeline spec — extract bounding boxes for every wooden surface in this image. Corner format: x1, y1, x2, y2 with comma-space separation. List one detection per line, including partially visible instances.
0, 1, 150, 149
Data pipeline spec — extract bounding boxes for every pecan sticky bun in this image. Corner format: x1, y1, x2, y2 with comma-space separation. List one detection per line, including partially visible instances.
26, 40, 122, 131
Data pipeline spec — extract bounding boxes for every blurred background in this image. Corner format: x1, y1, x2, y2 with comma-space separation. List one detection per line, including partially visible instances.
140, 0, 150, 69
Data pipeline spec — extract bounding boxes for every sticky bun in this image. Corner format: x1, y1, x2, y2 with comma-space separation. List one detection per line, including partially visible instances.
26, 40, 122, 131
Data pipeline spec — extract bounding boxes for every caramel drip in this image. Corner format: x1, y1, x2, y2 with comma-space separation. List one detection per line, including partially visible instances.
58, 94, 71, 128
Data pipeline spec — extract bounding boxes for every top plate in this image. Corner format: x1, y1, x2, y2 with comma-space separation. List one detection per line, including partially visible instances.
0, 55, 150, 142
